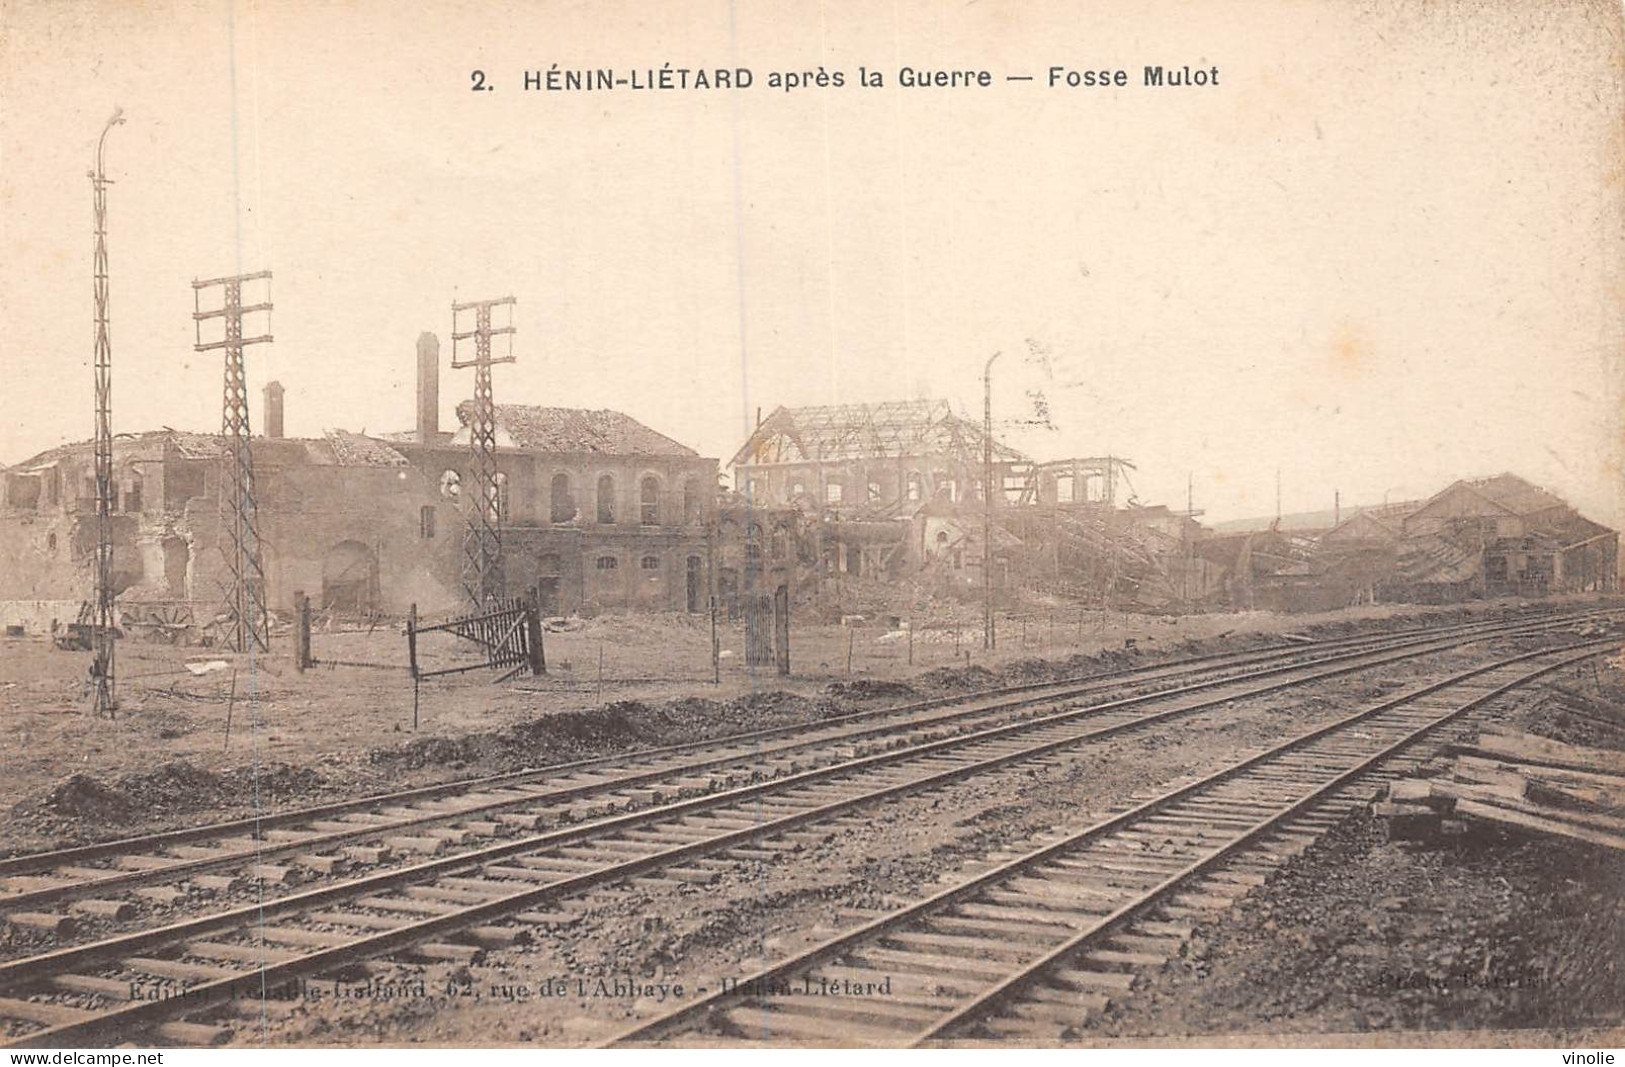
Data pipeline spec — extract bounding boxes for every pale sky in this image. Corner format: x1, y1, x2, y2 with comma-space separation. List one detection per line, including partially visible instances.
2, 0, 1622, 527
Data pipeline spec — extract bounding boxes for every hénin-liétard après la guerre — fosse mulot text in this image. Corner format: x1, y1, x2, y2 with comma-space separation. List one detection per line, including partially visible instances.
469, 64, 1220, 93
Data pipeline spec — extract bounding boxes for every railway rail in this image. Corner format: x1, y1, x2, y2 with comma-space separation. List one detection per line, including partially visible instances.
0, 608, 1612, 1045
0, 611, 1613, 1046
605, 641, 1613, 1047
0, 605, 1600, 936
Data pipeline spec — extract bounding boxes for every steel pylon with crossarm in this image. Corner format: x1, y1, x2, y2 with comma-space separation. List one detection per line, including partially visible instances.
451, 296, 516, 608
193, 271, 274, 653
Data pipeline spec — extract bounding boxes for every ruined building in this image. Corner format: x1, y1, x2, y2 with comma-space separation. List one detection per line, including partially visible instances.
0, 422, 445, 633
0, 333, 722, 634
1340, 474, 1616, 603
382, 334, 719, 616
1202, 473, 1617, 611
728, 399, 1200, 607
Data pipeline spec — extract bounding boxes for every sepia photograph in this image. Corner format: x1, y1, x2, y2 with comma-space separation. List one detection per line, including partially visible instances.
0, 0, 1622, 1053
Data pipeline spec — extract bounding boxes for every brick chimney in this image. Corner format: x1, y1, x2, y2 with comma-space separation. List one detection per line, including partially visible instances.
263, 380, 285, 439
417, 332, 440, 443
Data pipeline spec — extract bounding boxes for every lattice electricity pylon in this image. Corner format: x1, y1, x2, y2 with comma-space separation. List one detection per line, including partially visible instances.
193, 270, 274, 653
89, 108, 125, 718
451, 295, 516, 608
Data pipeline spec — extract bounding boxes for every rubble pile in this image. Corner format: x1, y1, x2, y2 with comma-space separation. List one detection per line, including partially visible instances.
1375, 728, 1625, 851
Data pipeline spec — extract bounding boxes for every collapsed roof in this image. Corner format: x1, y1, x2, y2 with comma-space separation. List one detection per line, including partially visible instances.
7, 428, 411, 471
732, 400, 1027, 468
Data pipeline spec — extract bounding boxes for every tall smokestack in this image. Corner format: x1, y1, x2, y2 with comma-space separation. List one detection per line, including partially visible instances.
417, 332, 440, 443
263, 381, 285, 439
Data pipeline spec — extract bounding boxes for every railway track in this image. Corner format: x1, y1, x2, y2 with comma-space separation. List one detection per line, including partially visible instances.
0, 606, 1598, 938
0, 611, 1611, 1046
605, 641, 1613, 1047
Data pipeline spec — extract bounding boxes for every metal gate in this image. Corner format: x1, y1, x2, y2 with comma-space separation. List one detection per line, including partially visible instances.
406, 597, 544, 680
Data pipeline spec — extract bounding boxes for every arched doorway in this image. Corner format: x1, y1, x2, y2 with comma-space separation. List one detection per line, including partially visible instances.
322, 540, 378, 614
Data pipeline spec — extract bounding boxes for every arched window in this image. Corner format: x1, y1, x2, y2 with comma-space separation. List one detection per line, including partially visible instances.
640, 476, 660, 526
682, 479, 702, 523
595, 555, 618, 570
597, 474, 616, 524
550, 473, 574, 524
640, 555, 660, 570
936, 531, 950, 547
825, 482, 843, 504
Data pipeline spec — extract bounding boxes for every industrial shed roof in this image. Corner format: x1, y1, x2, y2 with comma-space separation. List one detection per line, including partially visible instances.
453, 403, 698, 457
1418, 473, 1571, 520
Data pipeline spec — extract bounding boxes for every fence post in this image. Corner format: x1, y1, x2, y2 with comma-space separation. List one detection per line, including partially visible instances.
293, 591, 312, 672
774, 584, 790, 678
525, 591, 547, 676
710, 596, 720, 685
406, 603, 419, 678
407, 603, 419, 732
292, 591, 304, 672
223, 668, 237, 750
907, 622, 914, 666
845, 624, 855, 677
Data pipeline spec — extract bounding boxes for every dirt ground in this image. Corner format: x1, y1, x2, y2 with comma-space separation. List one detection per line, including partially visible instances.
186, 637, 1623, 1048
0, 596, 1605, 857
0, 599, 1618, 1047
1085, 666, 1625, 1047
210, 645, 1509, 1048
